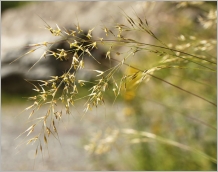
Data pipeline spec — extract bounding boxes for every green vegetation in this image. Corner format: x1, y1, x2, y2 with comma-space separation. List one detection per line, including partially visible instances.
1, 1, 30, 13
1, 92, 32, 104
13, 2, 216, 170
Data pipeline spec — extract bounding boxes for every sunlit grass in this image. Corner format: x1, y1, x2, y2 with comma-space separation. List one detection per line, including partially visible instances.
10, 1, 216, 170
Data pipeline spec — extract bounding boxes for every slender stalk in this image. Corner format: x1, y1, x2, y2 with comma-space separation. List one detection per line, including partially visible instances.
111, 58, 217, 107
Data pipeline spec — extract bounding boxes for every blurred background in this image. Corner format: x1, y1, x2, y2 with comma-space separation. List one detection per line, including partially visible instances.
1, 1, 217, 170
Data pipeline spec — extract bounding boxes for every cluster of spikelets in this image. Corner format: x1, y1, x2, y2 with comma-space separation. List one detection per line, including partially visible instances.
14, 7, 216, 161
14, 11, 157, 156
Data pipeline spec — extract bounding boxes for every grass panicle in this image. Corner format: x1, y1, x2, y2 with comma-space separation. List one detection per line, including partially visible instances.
12, 2, 216, 170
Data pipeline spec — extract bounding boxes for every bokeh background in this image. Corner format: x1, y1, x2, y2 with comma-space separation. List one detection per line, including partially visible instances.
1, 1, 217, 170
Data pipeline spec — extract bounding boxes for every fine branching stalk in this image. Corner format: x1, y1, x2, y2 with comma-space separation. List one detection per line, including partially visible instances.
12, 3, 217, 168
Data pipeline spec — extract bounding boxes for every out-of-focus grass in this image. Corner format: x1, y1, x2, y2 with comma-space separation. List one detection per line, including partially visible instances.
82, 2, 216, 170
2, 1, 216, 171
1, 92, 32, 105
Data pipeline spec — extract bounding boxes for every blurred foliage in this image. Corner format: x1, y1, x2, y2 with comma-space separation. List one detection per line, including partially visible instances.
1, 1, 30, 13
83, 2, 217, 170
1, 92, 31, 105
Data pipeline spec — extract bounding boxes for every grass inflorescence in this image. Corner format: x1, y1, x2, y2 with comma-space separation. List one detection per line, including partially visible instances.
12, 2, 216, 170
